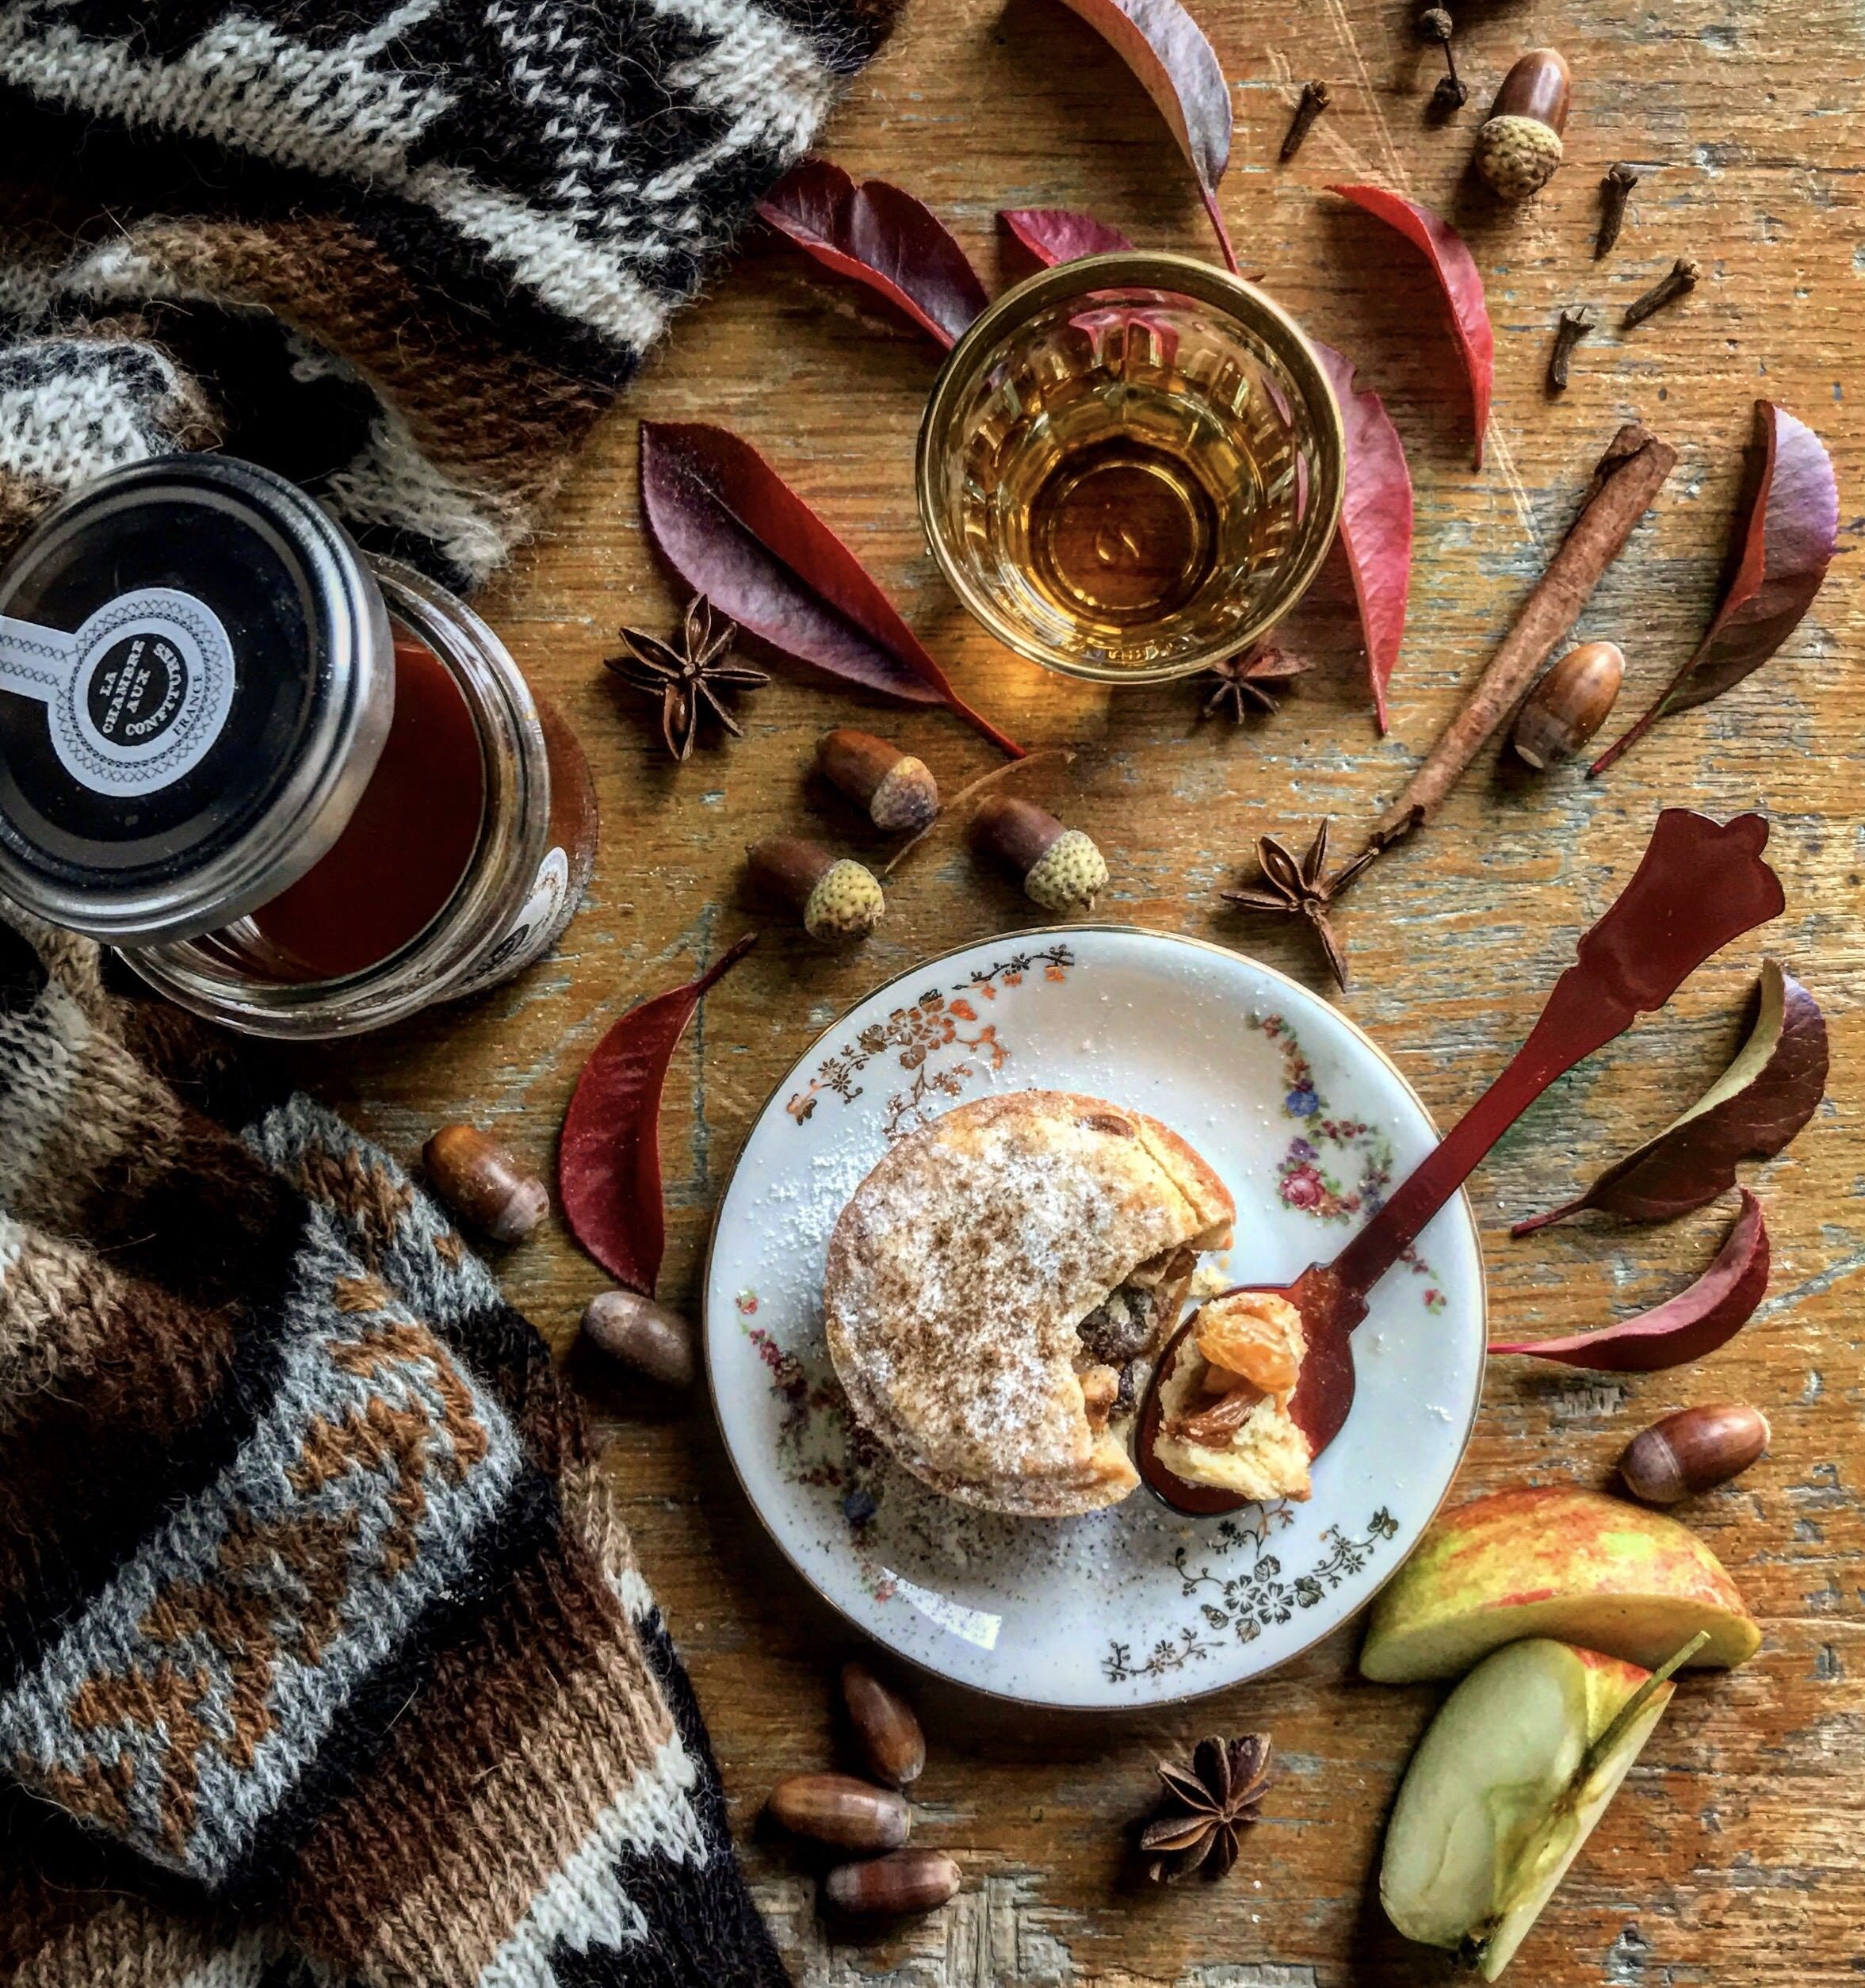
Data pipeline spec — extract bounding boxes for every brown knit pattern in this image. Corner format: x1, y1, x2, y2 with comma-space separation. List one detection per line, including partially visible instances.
0, 909, 788, 1988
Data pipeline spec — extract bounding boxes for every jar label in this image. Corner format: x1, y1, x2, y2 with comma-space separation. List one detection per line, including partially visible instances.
0, 589, 235, 795
453, 845, 573, 998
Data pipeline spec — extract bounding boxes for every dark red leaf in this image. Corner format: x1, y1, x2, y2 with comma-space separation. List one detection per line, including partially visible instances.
639, 421, 1024, 758
758, 159, 990, 350
1050, 0, 1238, 271
1491, 1191, 1769, 1371
1513, 962, 1826, 1233
1000, 207, 1137, 266
1590, 402, 1838, 774
559, 935, 759, 1292
1328, 185, 1494, 468
1312, 340, 1412, 733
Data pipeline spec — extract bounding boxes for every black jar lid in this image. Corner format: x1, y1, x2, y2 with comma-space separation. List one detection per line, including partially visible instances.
0, 456, 392, 943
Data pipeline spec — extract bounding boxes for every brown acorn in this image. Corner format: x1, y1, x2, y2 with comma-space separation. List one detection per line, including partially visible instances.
768, 1772, 911, 1853
745, 835, 884, 944
1474, 49, 1571, 201
841, 1661, 927, 1787
1619, 1404, 1770, 1505
824, 1849, 961, 1917
971, 796, 1107, 914
1511, 640, 1624, 769
422, 1124, 548, 1243
817, 728, 940, 835
580, 1290, 696, 1389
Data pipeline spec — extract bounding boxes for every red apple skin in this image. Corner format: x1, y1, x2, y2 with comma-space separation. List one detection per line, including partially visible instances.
1361, 1486, 1760, 1682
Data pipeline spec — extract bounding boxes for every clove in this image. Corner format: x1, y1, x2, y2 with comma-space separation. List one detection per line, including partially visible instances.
1546, 304, 1598, 392
1281, 80, 1331, 160
1416, 7, 1464, 114
1623, 258, 1699, 329
1596, 162, 1639, 258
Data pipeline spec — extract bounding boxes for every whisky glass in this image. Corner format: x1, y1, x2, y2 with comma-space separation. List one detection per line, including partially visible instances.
917, 254, 1345, 684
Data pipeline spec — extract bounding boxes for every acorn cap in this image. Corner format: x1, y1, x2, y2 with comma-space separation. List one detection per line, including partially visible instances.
1476, 113, 1565, 201
867, 753, 940, 835
1023, 828, 1107, 915
803, 858, 885, 944
816, 728, 939, 834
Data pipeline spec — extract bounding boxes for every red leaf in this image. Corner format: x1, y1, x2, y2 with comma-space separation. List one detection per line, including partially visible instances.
639, 421, 1024, 758
1513, 961, 1827, 1233
1312, 340, 1412, 733
759, 159, 990, 350
1000, 207, 1137, 266
1491, 1191, 1769, 1372
1050, 0, 1238, 272
1328, 185, 1494, 469
1590, 402, 1838, 774
559, 935, 759, 1292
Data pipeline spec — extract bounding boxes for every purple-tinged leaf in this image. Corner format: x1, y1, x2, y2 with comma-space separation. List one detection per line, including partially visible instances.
1492, 1191, 1769, 1371
1313, 340, 1412, 732
759, 158, 989, 349
1000, 207, 1137, 266
1328, 185, 1494, 468
1591, 401, 1838, 774
1050, 0, 1238, 270
640, 422, 1023, 757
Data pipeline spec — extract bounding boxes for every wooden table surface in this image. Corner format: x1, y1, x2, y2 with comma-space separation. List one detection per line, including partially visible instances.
293, 2, 1863, 1979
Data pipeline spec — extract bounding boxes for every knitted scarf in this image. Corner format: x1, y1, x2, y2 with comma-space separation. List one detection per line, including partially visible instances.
0, 908, 790, 1988
0, 0, 900, 591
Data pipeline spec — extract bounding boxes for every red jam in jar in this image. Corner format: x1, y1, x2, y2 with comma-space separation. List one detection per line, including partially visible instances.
246, 632, 488, 981
0, 455, 598, 1038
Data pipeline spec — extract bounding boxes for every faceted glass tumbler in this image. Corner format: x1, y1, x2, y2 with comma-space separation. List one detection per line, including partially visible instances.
917, 254, 1346, 686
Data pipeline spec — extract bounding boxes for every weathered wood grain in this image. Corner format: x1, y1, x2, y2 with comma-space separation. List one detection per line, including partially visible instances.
291, 0, 1864, 1978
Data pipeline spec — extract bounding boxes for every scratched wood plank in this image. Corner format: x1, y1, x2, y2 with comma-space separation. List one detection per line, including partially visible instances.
289, 0, 1864, 1979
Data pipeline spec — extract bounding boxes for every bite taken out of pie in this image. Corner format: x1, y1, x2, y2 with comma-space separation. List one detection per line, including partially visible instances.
822, 1091, 1235, 1518
1151, 1289, 1316, 1504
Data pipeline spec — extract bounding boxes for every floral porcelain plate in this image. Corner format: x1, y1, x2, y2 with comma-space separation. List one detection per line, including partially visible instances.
703, 927, 1485, 1709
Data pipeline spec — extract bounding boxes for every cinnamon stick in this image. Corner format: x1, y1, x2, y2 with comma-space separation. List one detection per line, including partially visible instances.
1367, 422, 1677, 854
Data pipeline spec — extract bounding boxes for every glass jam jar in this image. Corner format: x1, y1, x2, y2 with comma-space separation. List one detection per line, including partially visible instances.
0, 456, 596, 1038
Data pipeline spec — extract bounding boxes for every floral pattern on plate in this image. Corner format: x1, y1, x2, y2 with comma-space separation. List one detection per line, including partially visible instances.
705, 927, 1486, 1708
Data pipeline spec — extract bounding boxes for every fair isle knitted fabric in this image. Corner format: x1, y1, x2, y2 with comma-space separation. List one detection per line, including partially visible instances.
0, 912, 786, 1988
0, 0, 900, 590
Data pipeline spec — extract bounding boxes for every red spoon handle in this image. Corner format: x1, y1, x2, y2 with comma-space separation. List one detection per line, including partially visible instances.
1332, 810, 1783, 1298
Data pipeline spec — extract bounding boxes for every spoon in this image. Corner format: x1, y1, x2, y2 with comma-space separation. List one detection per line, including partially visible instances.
1137, 809, 1784, 1517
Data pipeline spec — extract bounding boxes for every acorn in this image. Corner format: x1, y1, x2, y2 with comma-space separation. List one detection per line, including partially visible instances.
422, 1124, 548, 1243
746, 835, 884, 944
841, 1661, 927, 1788
824, 1849, 961, 1918
1619, 1404, 1770, 1505
1474, 49, 1571, 202
768, 1772, 911, 1853
1511, 640, 1624, 769
971, 796, 1107, 915
816, 728, 940, 835
580, 1290, 696, 1389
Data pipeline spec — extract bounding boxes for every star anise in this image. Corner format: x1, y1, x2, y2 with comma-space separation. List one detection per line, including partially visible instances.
606, 596, 768, 761
1200, 644, 1311, 721
1221, 817, 1382, 992
1139, 1733, 1275, 1882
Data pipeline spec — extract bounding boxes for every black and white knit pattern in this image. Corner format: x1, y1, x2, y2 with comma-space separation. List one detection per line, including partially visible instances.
0, 0, 898, 587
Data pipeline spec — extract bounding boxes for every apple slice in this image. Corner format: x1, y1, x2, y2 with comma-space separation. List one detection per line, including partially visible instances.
1361, 1487, 1759, 1682
1382, 1635, 1699, 1977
